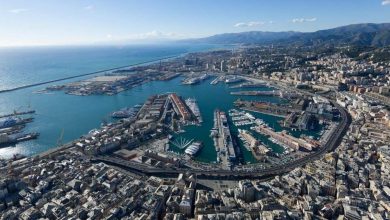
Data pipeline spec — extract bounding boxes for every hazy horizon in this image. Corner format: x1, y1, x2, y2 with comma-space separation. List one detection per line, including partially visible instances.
1, 0, 390, 47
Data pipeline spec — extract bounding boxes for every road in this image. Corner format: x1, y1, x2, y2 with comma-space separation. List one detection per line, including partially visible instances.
92, 99, 351, 180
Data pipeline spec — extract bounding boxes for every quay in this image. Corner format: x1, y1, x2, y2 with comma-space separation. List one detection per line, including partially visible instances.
252, 125, 318, 151
242, 107, 287, 118
230, 90, 281, 96
238, 129, 270, 160
210, 75, 225, 85
213, 110, 237, 170
229, 82, 267, 89
0, 55, 180, 94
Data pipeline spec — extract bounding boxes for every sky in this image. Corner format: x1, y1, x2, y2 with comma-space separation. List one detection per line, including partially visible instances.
0, 0, 390, 47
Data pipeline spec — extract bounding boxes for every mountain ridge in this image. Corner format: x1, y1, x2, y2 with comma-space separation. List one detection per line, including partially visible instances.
184, 23, 390, 47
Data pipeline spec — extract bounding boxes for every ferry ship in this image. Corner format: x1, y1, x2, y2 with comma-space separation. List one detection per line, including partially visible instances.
111, 104, 142, 118
185, 98, 202, 123
183, 73, 210, 85
184, 141, 203, 156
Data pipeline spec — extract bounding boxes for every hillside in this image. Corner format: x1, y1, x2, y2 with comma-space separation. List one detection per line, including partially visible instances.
186, 23, 390, 47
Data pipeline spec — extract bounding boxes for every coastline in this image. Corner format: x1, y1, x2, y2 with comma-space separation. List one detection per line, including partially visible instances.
0, 55, 180, 94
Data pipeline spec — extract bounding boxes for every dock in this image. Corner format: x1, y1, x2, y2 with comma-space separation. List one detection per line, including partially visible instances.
212, 110, 237, 170
210, 75, 225, 85
252, 125, 318, 151
230, 90, 281, 96
229, 82, 267, 89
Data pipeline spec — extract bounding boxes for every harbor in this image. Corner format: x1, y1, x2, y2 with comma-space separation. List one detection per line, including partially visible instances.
0, 110, 39, 148
0, 74, 320, 161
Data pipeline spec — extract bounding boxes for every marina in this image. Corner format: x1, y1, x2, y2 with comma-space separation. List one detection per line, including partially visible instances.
228, 109, 255, 127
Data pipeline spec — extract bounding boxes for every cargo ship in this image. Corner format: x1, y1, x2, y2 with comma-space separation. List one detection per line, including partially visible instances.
111, 104, 142, 118
184, 141, 203, 156
185, 98, 202, 123
0, 132, 39, 147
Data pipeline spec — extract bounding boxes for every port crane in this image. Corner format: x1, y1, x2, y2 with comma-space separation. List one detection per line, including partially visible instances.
57, 129, 64, 146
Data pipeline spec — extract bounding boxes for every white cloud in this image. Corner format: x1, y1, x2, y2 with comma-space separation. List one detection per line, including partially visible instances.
110, 31, 186, 42
84, 5, 94, 11
382, 0, 390, 5
292, 17, 317, 23
134, 30, 184, 39
234, 21, 274, 28
8, 8, 29, 14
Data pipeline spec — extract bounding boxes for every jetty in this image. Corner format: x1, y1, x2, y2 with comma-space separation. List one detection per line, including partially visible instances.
230, 90, 281, 96
0, 110, 35, 119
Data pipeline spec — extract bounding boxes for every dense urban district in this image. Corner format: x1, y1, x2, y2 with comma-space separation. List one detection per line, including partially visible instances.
2, 44, 390, 220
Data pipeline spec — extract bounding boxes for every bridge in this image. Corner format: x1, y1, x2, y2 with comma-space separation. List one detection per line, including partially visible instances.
91, 99, 351, 180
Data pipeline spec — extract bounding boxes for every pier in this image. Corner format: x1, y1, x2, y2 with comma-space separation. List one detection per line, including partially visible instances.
230, 90, 281, 96
210, 75, 225, 85
213, 110, 237, 170
0, 110, 35, 119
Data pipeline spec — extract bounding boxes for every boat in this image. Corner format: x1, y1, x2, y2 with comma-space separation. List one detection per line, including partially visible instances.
225, 76, 244, 84
183, 73, 210, 85
185, 98, 202, 123
12, 132, 39, 142
111, 104, 142, 118
0, 133, 16, 145
0, 117, 24, 129
184, 141, 203, 156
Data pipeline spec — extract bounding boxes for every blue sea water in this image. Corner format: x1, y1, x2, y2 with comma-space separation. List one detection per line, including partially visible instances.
0, 43, 223, 158
0, 43, 318, 162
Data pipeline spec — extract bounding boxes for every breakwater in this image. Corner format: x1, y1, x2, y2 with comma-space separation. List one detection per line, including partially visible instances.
0, 55, 180, 94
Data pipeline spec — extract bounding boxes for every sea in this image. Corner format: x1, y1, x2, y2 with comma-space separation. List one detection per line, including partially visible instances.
0, 43, 320, 162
